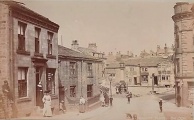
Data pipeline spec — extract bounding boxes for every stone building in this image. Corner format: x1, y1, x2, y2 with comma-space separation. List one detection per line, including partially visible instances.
71, 40, 106, 84
0, 1, 59, 117
172, 2, 194, 107
105, 57, 174, 87
58, 45, 103, 111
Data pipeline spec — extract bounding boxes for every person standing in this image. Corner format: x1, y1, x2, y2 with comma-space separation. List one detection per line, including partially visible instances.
42, 90, 52, 117
159, 99, 163, 112
2, 81, 13, 103
177, 95, 181, 107
100, 92, 105, 107
79, 96, 86, 113
126, 92, 131, 104
59, 100, 66, 114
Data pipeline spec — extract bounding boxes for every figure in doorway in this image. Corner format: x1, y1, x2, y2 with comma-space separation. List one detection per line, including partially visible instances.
42, 90, 52, 117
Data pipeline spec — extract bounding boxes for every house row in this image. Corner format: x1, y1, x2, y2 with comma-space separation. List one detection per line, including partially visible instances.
0, 1, 105, 118
105, 57, 174, 87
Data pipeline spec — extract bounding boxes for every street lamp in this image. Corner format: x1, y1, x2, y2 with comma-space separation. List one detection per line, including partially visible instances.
108, 74, 113, 106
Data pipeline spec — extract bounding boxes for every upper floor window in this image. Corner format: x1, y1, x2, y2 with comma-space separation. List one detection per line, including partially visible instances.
142, 67, 148, 72
47, 32, 53, 55
18, 22, 27, 51
87, 63, 93, 77
18, 67, 28, 98
130, 67, 134, 71
70, 62, 78, 77
46, 68, 56, 95
35, 28, 41, 53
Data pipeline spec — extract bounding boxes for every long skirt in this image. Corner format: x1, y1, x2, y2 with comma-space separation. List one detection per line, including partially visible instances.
79, 104, 85, 113
43, 102, 52, 117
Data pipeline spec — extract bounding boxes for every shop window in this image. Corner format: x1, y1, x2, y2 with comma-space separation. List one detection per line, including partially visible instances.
46, 68, 56, 94
18, 67, 28, 98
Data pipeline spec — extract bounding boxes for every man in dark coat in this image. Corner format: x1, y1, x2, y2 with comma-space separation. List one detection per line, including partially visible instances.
159, 99, 162, 112
177, 95, 181, 107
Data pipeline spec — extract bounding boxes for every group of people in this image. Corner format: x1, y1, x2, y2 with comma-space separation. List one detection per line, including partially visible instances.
100, 91, 110, 107
116, 85, 127, 94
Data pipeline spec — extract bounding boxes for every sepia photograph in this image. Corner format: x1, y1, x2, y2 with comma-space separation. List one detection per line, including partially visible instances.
0, 0, 193, 119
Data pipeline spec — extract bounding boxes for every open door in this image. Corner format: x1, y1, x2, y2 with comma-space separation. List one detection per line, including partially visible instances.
35, 67, 43, 108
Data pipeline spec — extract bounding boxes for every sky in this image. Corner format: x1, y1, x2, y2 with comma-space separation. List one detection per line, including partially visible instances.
15, 0, 193, 55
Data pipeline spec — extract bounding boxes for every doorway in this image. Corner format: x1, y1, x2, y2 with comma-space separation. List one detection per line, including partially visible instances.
35, 67, 43, 108
154, 76, 158, 85
134, 77, 137, 85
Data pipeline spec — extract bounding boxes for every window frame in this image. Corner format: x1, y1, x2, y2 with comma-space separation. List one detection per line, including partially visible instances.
87, 63, 93, 77
46, 68, 56, 95
18, 22, 27, 51
18, 67, 28, 98
35, 27, 41, 53
69, 62, 78, 77
47, 32, 53, 55
87, 84, 93, 98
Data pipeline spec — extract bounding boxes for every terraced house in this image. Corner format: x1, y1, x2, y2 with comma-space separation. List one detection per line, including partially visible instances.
105, 57, 174, 87
0, 1, 59, 117
58, 45, 103, 111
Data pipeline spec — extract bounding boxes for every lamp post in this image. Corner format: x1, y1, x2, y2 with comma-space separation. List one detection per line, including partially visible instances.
108, 74, 113, 106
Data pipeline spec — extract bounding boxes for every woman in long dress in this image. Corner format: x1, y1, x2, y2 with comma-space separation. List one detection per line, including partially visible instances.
42, 90, 52, 117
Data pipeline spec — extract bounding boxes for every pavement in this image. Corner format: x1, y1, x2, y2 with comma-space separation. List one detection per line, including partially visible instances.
13, 87, 193, 120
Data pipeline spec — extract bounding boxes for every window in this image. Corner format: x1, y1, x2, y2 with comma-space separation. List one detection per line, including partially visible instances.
18, 22, 27, 51
70, 62, 78, 77
70, 86, 76, 97
35, 28, 41, 53
176, 58, 180, 73
47, 32, 53, 55
162, 75, 165, 80
158, 71, 161, 74
18, 67, 28, 98
167, 71, 171, 74
87, 84, 93, 97
130, 67, 134, 71
166, 76, 170, 80
87, 63, 93, 77
46, 68, 56, 94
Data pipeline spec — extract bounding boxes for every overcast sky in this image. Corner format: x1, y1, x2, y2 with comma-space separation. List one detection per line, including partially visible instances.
16, 0, 193, 55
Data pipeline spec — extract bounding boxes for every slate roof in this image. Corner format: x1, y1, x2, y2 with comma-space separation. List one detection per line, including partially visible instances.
58, 45, 99, 60
125, 57, 172, 67
106, 57, 172, 69
77, 47, 104, 55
